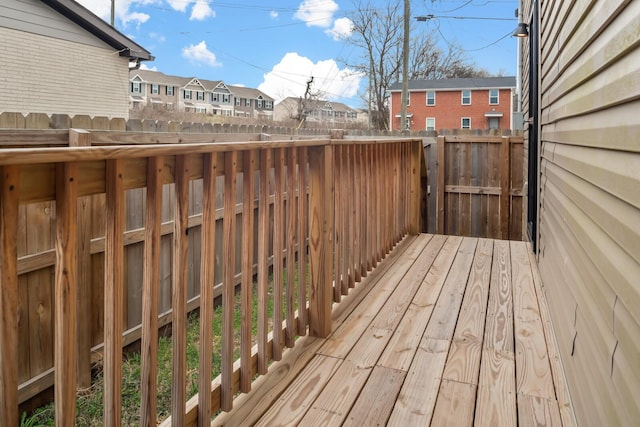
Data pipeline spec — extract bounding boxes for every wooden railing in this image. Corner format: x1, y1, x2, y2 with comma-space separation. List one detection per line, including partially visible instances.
0, 130, 422, 426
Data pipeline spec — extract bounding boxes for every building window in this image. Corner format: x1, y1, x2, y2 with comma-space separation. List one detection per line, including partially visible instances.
489, 89, 499, 104
257, 99, 263, 108
196, 107, 206, 114
265, 100, 273, 109
461, 117, 471, 129
235, 98, 241, 106
131, 82, 141, 93
245, 99, 251, 107
426, 91, 435, 106
461, 90, 471, 105
166, 102, 174, 110
197, 91, 204, 101
222, 94, 231, 103
211, 93, 219, 102
151, 84, 159, 94
166, 86, 174, 96
426, 117, 436, 131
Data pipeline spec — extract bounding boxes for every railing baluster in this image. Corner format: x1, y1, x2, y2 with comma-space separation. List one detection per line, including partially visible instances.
257, 148, 271, 375
198, 153, 216, 425
346, 145, 355, 289
272, 148, 284, 360
333, 145, 343, 301
104, 159, 124, 427
339, 146, 349, 296
241, 150, 255, 391
172, 155, 189, 425
222, 151, 237, 411
54, 161, 78, 425
0, 165, 20, 427
285, 147, 297, 347
141, 156, 163, 427
296, 147, 308, 334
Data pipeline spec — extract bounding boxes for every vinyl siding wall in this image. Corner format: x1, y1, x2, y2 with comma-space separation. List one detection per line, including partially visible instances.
528, 0, 640, 425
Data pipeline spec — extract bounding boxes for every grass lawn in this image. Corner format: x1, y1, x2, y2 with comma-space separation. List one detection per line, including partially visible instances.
21, 277, 293, 426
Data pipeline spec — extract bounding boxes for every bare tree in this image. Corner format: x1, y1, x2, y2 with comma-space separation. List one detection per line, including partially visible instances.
342, 0, 490, 129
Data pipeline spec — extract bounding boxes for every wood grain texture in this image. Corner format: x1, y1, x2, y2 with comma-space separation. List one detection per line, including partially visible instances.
241, 150, 256, 392
221, 151, 237, 411
104, 159, 125, 427
296, 147, 308, 334
511, 241, 554, 399
172, 155, 190, 424
388, 338, 449, 426
430, 379, 477, 427
343, 366, 405, 426
272, 148, 284, 358
437, 136, 446, 234
141, 156, 163, 427
256, 354, 341, 426
54, 161, 78, 424
307, 145, 333, 338
0, 165, 20, 426
285, 147, 297, 347
197, 153, 216, 426
257, 148, 271, 375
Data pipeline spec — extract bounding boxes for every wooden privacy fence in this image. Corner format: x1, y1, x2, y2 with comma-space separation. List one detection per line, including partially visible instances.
422, 134, 524, 240
0, 130, 422, 426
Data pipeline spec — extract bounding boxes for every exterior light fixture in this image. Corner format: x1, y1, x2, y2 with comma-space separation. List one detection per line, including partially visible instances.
513, 22, 529, 37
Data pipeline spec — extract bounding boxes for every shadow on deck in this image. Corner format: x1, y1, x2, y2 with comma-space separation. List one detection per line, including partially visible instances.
212, 234, 576, 426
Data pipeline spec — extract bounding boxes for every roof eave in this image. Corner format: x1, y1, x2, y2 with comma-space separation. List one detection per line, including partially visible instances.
40, 0, 154, 61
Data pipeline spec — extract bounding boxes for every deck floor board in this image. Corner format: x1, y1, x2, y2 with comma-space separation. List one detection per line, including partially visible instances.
212, 235, 575, 427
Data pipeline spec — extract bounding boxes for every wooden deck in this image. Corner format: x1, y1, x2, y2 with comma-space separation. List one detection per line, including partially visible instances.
212, 234, 575, 426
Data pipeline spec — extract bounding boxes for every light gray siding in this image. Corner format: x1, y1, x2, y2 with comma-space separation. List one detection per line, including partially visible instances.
0, 26, 131, 118
0, 0, 110, 48
526, 0, 640, 425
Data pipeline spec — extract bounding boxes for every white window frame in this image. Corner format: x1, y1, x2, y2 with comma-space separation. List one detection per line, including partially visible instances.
197, 91, 205, 101
211, 93, 219, 102
426, 91, 436, 106
132, 82, 141, 94
426, 117, 436, 131
151, 84, 159, 95
461, 117, 471, 129
184, 90, 192, 100
489, 89, 499, 105
235, 97, 241, 106
245, 99, 251, 107
166, 86, 174, 96
223, 94, 231, 103
461, 90, 471, 105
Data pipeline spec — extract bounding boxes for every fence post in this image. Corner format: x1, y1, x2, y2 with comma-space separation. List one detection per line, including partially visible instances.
436, 136, 446, 234
69, 129, 92, 393
0, 165, 20, 427
501, 136, 511, 240
408, 139, 422, 235
308, 144, 334, 338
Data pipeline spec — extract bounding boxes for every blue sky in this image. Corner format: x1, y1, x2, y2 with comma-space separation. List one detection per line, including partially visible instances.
78, 0, 520, 107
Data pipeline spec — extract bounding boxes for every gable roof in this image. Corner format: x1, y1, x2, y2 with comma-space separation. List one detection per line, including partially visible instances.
389, 76, 516, 92
41, 0, 153, 61
277, 97, 356, 113
130, 69, 191, 86
228, 85, 274, 101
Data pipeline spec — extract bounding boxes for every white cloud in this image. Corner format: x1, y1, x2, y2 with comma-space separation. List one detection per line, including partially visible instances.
139, 63, 158, 71
294, 0, 338, 28
75, 0, 153, 27
166, 0, 188, 12
149, 32, 166, 43
270, 11, 279, 19
181, 41, 221, 67
326, 17, 353, 40
190, 2, 216, 20
258, 52, 362, 104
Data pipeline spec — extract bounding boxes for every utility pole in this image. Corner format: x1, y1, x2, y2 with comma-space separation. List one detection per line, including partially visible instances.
111, 0, 115, 26
400, 0, 410, 131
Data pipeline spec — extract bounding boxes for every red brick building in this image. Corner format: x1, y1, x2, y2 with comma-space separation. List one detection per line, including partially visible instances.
389, 77, 516, 131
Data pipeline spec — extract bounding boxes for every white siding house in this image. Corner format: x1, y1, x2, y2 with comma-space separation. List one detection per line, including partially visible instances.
0, 0, 152, 119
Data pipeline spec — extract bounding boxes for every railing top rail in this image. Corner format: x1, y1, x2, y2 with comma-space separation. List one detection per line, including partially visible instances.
0, 134, 421, 166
